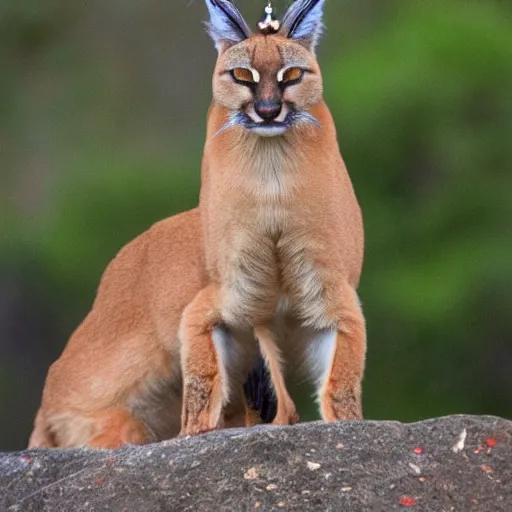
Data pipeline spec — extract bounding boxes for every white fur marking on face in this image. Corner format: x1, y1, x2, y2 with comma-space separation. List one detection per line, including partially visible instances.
275, 104, 289, 123
251, 68, 261, 83
277, 67, 286, 83
247, 106, 263, 124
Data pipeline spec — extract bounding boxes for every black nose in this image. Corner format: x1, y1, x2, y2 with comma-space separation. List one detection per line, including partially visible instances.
254, 100, 282, 122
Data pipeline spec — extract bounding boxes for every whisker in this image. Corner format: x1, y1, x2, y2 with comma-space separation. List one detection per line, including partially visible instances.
289, 110, 322, 128
213, 112, 248, 137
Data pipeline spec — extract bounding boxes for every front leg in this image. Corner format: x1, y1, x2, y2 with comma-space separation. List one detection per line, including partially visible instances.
318, 286, 366, 421
255, 325, 300, 426
179, 285, 225, 436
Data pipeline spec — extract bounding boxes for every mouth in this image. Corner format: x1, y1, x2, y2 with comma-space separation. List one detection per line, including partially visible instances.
216, 108, 320, 138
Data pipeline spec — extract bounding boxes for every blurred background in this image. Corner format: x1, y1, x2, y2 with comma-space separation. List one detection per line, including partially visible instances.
1, 0, 511, 450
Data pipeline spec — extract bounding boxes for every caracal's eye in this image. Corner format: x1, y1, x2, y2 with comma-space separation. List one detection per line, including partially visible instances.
231, 68, 255, 84
282, 67, 304, 84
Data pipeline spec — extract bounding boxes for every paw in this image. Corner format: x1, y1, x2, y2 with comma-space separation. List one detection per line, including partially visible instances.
179, 425, 216, 437
179, 410, 217, 437
180, 375, 223, 436
272, 408, 300, 426
322, 388, 363, 421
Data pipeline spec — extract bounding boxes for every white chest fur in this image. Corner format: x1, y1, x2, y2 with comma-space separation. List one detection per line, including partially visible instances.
217, 138, 330, 330
220, 219, 328, 330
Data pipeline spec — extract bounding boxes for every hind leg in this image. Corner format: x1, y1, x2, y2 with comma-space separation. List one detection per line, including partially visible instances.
40, 407, 151, 449
37, 327, 176, 448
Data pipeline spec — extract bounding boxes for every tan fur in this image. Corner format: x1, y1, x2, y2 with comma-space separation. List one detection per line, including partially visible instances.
180, 33, 366, 433
30, 18, 366, 448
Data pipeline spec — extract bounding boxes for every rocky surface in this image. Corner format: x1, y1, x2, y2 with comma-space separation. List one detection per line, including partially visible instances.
1, 415, 511, 511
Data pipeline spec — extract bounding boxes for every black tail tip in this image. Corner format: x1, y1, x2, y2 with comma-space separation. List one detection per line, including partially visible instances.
243, 356, 277, 423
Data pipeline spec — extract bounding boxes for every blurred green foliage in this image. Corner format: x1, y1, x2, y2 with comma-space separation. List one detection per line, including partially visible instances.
1, 0, 511, 449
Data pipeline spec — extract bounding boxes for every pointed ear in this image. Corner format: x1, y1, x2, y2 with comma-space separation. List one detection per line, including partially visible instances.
204, 0, 252, 51
281, 0, 326, 52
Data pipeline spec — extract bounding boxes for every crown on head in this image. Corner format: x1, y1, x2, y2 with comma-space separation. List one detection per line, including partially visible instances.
258, 2, 281, 34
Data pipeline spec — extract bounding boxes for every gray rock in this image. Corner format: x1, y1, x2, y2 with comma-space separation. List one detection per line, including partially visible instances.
1, 415, 510, 511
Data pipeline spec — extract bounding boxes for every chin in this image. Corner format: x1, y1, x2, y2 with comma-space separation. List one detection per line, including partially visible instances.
249, 124, 289, 137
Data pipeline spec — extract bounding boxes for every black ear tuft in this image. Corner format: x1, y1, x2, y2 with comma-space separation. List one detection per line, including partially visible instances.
281, 0, 326, 51
205, 0, 252, 51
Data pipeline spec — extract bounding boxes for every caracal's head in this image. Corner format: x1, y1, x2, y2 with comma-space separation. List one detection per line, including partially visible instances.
205, 0, 326, 137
